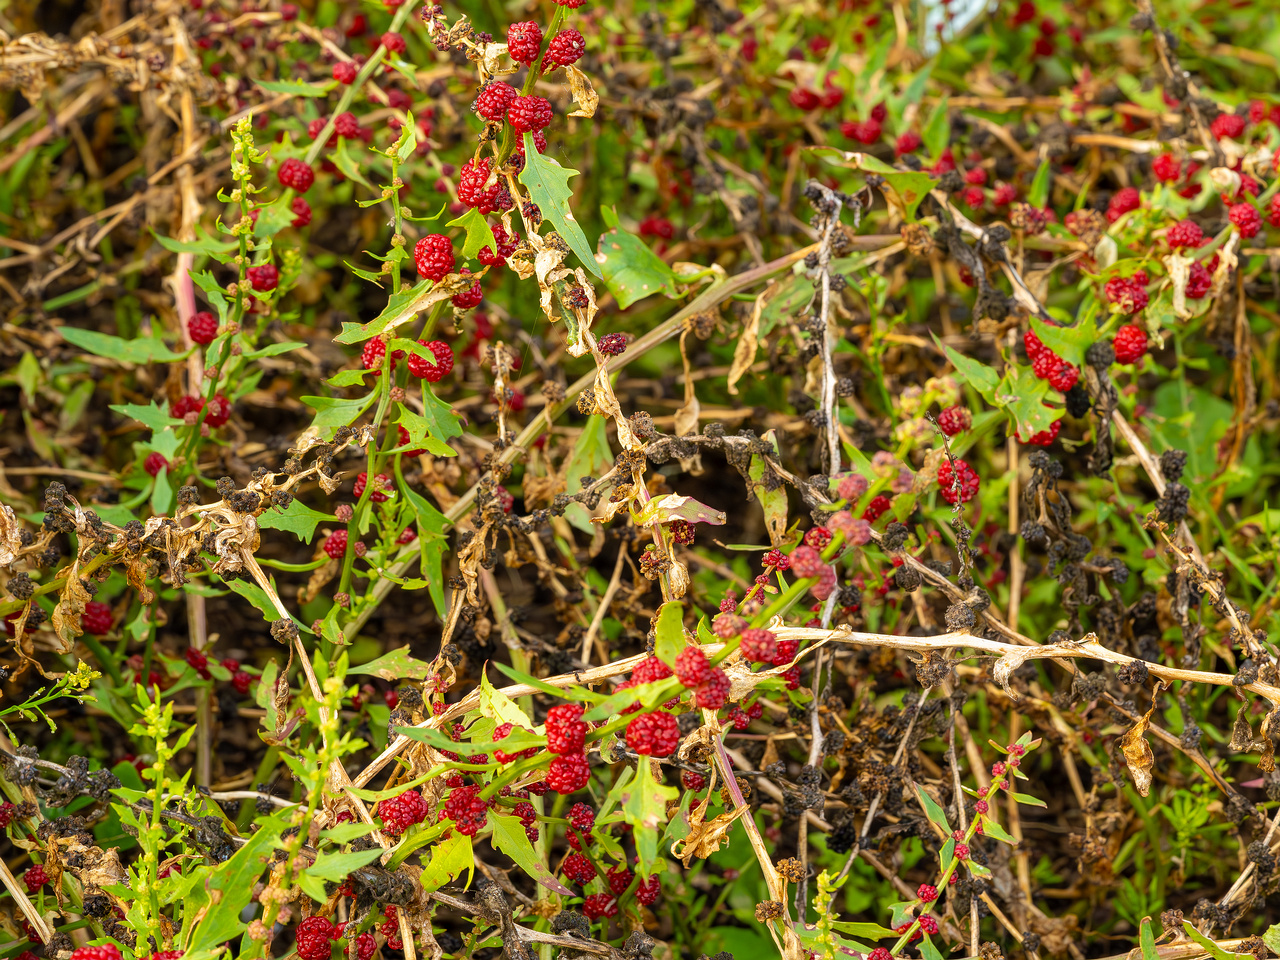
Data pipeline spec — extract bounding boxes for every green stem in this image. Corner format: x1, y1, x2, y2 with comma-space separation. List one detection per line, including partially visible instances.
495, 5, 567, 168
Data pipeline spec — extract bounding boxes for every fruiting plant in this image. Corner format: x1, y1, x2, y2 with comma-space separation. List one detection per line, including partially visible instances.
3, 0, 1280, 958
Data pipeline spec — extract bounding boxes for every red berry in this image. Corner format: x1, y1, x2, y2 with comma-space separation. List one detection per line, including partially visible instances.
353, 472, 391, 503
546, 703, 587, 755
562, 852, 595, 884
1210, 113, 1246, 140
918, 883, 938, 903
1229, 202, 1262, 238
681, 770, 706, 791
862, 494, 891, 521
205, 394, 232, 427
478, 223, 519, 266
451, 270, 483, 310
185, 646, 210, 679
1023, 329, 1045, 361
675, 646, 712, 687
789, 544, 828, 579
70, 949, 122, 960
1103, 275, 1148, 315
937, 459, 980, 505
545, 28, 586, 67
397, 425, 425, 458
376, 789, 428, 836
955, 843, 970, 860
636, 875, 661, 905
188, 311, 218, 344
546, 752, 591, 794
277, 158, 315, 193
290, 196, 312, 228
895, 131, 922, 155
506, 21, 543, 64
82, 600, 113, 635
24, 866, 47, 893
443, 784, 489, 836
144, 452, 169, 477
1020, 418, 1061, 446
1152, 152, 1181, 182
919, 915, 939, 935
361, 338, 386, 370
936, 405, 971, 436
694, 668, 731, 709
332, 61, 358, 84
961, 186, 985, 209
296, 916, 338, 960
407, 340, 454, 381
993, 182, 1017, 205
1166, 219, 1203, 249
1047, 362, 1078, 393
458, 157, 502, 213
607, 863, 634, 895
869, 950, 893, 960
1106, 186, 1141, 223
582, 893, 618, 921
334, 112, 360, 139
740, 628, 778, 664
475, 81, 519, 122
569, 802, 595, 832
626, 711, 680, 756
840, 119, 882, 144
232, 670, 252, 695
247, 263, 278, 292
414, 234, 455, 281
508, 95, 553, 133
380, 31, 406, 54
632, 656, 673, 684
790, 87, 821, 111
1112, 324, 1148, 364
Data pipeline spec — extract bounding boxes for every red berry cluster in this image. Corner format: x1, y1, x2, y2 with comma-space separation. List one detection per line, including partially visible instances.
442, 784, 490, 836
545, 703, 591, 794
936, 459, 980, 505
1103, 271, 1149, 315
376, 789, 428, 836
936, 405, 971, 436
562, 852, 595, 884
673, 645, 731, 709
624, 711, 679, 757
414, 234, 455, 281
1024, 330, 1078, 392
1112, 324, 1148, 364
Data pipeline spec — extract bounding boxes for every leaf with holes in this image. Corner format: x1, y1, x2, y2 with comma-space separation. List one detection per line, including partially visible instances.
518, 132, 602, 278
597, 206, 678, 308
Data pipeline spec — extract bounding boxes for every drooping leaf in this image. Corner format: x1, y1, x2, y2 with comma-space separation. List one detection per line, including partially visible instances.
1141, 919, 1159, 960
1027, 158, 1052, 209
349, 646, 436, 681
183, 816, 283, 954
489, 813, 574, 894
109, 402, 185, 432
979, 815, 1018, 845
1183, 922, 1252, 960
446, 206, 498, 261
562, 413, 613, 533
398, 483, 449, 618
748, 428, 788, 547
61, 327, 188, 364
479, 672, 532, 727
915, 783, 952, 835
518, 132, 602, 278
329, 139, 374, 189
596, 206, 679, 308
151, 229, 238, 258
653, 601, 685, 669
304, 847, 384, 883
257, 78, 334, 96
922, 97, 950, 160
632, 493, 727, 527
934, 335, 999, 404
256, 499, 335, 543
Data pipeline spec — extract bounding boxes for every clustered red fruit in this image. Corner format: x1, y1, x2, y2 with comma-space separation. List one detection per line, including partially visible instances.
1105, 186, 1141, 223
442, 784, 490, 836
546, 703, 587, 754
295, 916, 338, 960
376, 789, 428, 836
247, 263, 278, 292
918, 883, 938, 903
936, 459, 980, 505
188, 311, 218, 344
144, 452, 169, 477
625, 711, 680, 757
545, 28, 586, 68
582, 892, 618, 921
407, 340, 454, 381
475, 81, 519, 122
597, 333, 627, 356
562, 852, 595, 884
479, 224, 519, 266
740, 628, 778, 664
506, 21, 543, 64
414, 234, 455, 281
936, 405, 971, 436
546, 751, 590, 794
323, 529, 348, 559
1020, 418, 1061, 447
508, 95, 554, 133
70, 949, 122, 960
23, 865, 46, 893
1024, 330, 1079, 392
1112, 324, 1149, 364
1104, 271, 1150, 315
353, 472, 392, 502
1166, 219, 1203, 249
276, 158, 315, 193
1229, 202, 1262, 238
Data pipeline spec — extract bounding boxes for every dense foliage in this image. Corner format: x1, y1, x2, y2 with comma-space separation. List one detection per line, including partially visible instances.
3, 0, 1280, 958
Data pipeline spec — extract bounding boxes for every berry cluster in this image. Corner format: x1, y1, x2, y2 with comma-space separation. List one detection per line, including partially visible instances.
376, 789, 428, 836
545, 703, 591, 794
1024, 330, 1078, 393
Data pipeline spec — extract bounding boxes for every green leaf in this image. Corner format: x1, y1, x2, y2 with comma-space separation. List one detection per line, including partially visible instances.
184, 816, 283, 954
1027, 159, 1052, 209
329, 140, 374, 189
1141, 919, 1159, 960
920, 934, 944, 960
420, 831, 473, 892
301, 393, 376, 436
245, 340, 306, 359
562, 413, 613, 533
327, 369, 370, 388
1012, 792, 1046, 807
748, 428, 787, 545
479, 672, 532, 726
349, 646, 436, 681
446, 206, 498, 261
257, 78, 334, 97
939, 837, 956, 870
334, 281, 435, 344
110, 401, 185, 432
596, 206, 679, 308
995, 366, 1055, 440
256, 499, 336, 544
915, 783, 952, 835
489, 813, 574, 895
397, 398, 460, 458
61, 327, 187, 364
518, 132, 602, 278
922, 97, 950, 160
322, 822, 375, 843
830, 922, 899, 939
395, 114, 418, 164
304, 846, 384, 883
226, 579, 311, 635
933, 335, 999, 404
979, 815, 1018, 845
653, 601, 685, 669
399, 483, 449, 618
881, 171, 936, 222
1183, 922, 1251, 960
151, 471, 173, 515
1029, 311, 1098, 368
621, 756, 678, 875
759, 273, 815, 337
151, 228, 238, 258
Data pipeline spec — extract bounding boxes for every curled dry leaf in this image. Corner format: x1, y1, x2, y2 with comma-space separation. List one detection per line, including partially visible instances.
563, 63, 599, 119
1163, 252, 1194, 320
1120, 682, 1165, 797
0, 506, 21, 566
671, 798, 748, 868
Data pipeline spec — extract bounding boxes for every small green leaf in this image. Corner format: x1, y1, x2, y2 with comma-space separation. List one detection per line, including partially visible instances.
301, 393, 376, 436
518, 132, 602, 278
420, 831, 473, 892
653, 601, 685, 668
979, 815, 1018, 844
245, 340, 306, 359
479, 672, 532, 727
915, 783, 953, 835
349, 646, 436, 681
1027, 159, 1052, 209
333, 280, 433, 344
399, 483, 449, 618
1029, 311, 1098, 368
256, 499, 336, 543
1012, 792, 1046, 807
596, 206, 679, 308
1141, 919, 1159, 960
489, 814, 574, 895
939, 837, 956, 870
61, 327, 187, 364
830, 922, 899, 940
933, 335, 999, 403
397, 398, 460, 458
327, 369, 370, 387
257, 78, 334, 97
881, 171, 936, 222
304, 847, 384, 883
995, 366, 1055, 440
110, 402, 185, 432
184, 816, 283, 954
329, 140, 374, 189
446, 206, 498, 261
395, 114, 418, 164
922, 97, 950, 160
151, 228, 238, 258
920, 934, 944, 960
748, 428, 788, 546
621, 756, 679, 875
1183, 922, 1251, 960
